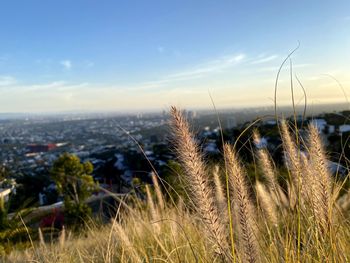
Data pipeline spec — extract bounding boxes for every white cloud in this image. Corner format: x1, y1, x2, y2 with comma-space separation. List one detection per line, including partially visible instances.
164, 53, 246, 80
20, 81, 90, 92
60, 60, 72, 70
307, 76, 323, 81
231, 54, 245, 63
121, 53, 247, 92
1, 71, 348, 112
27, 81, 66, 90
258, 63, 314, 72
251, 55, 278, 64
112, 52, 247, 93
0, 76, 16, 86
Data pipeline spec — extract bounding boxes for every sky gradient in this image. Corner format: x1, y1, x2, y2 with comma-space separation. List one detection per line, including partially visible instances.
0, 0, 349, 112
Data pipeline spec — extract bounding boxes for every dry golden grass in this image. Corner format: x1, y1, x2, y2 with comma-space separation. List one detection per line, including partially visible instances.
170, 106, 230, 260
4, 107, 350, 263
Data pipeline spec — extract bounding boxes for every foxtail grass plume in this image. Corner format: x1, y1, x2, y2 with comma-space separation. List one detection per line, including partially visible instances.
113, 222, 141, 262
253, 131, 277, 190
213, 165, 226, 210
170, 106, 229, 260
151, 172, 165, 210
145, 184, 158, 223
253, 131, 288, 209
224, 143, 259, 263
280, 120, 303, 207
255, 181, 278, 226
308, 124, 332, 231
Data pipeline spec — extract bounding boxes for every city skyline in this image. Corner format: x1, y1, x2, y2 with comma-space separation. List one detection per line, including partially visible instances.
0, 1, 349, 112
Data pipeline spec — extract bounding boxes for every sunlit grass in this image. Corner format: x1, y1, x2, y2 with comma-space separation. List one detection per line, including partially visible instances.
4, 107, 350, 263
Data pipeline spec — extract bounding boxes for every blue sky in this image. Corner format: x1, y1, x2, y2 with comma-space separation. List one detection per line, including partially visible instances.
0, 1, 349, 112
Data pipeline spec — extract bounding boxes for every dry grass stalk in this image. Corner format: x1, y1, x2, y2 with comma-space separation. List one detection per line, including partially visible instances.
280, 121, 300, 180
113, 222, 141, 262
151, 172, 165, 210
253, 131, 288, 209
255, 182, 278, 226
213, 165, 226, 209
338, 189, 350, 212
59, 226, 66, 249
224, 143, 259, 263
300, 154, 318, 212
308, 124, 332, 231
170, 106, 229, 260
253, 131, 277, 189
145, 184, 159, 225
280, 120, 304, 208
38, 227, 46, 248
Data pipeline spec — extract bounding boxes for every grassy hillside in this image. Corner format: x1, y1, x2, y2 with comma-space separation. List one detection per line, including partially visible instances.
4, 107, 350, 263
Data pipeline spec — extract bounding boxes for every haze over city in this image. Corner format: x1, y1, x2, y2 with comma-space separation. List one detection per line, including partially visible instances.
0, 0, 349, 112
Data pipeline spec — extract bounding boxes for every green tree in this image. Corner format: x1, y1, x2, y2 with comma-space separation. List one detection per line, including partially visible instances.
0, 197, 33, 255
50, 153, 95, 225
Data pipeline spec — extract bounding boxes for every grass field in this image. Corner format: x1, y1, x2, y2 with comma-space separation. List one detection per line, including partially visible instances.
4, 106, 350, 263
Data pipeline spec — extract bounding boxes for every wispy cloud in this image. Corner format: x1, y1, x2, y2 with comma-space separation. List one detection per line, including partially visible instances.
60, 60, 72, 70
85, 60, 94, 68
258, 63, 314, 72
0, 76, 16, 86
157, 46, 165, 53
20, 81, 89, 92
126, 53, 247, 91
251, 55, 278, 64
165, 53, 246, 80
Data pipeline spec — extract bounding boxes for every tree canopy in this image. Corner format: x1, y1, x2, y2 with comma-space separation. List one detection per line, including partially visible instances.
50, 153, 95, 225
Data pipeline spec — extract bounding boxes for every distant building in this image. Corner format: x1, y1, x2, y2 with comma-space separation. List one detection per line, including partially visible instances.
328, 125, 335, 134
265, 120, 277, 126
339, 124, 350, 134
227, 117, 237, 129
187, 110, 197, 119
203, 141, 220, 154
27, 144, 57, 153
